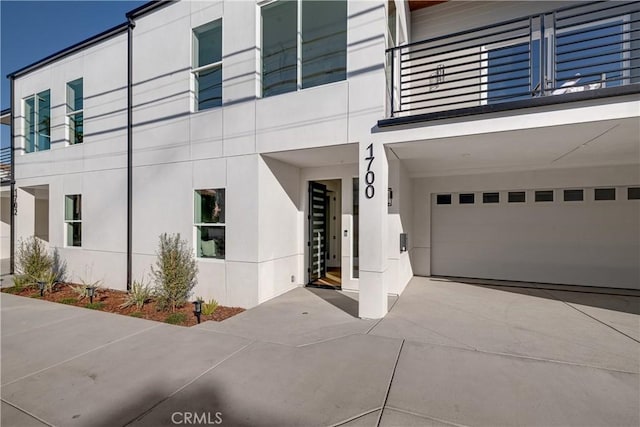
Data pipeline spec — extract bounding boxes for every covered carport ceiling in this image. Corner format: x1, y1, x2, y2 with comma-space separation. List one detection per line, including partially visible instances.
262, 143, 358, 168
388, 117, 640, 177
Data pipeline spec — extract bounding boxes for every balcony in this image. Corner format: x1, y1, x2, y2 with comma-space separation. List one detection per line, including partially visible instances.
0, 146, 10, 186
381, 1, 640, 126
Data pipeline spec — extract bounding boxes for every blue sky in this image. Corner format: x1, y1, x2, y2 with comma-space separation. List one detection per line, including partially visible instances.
1, 0, 146, 147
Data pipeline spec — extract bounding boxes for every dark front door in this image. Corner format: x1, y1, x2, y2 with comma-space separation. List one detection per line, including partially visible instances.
308, 182, 328, 283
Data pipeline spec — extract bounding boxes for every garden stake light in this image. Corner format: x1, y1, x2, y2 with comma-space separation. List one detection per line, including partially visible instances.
193, 300, 202, 324
87, 286, 95, 304
38, 281, 45, 297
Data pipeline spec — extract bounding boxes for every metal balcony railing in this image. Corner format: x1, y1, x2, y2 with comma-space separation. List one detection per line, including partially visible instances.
386, 1, 640, 118
0, 146, 11, 185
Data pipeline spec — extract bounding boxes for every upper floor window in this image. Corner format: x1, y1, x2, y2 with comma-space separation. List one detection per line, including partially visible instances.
193, 20, 223, 111
261, 0, 347, 97
66, 78, 84, 145
23, 90, 50, 153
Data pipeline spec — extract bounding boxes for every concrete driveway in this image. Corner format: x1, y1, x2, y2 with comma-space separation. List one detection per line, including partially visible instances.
1, 277, 638, 426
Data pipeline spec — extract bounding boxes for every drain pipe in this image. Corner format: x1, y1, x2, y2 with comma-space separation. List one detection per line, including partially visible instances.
9, 76, 15, 274
126, 16, 135, 292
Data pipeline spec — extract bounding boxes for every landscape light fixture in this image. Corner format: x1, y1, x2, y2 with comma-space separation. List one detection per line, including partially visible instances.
87, 286, 96, 304
38, 281, 45, 297
193, 300, 202, 324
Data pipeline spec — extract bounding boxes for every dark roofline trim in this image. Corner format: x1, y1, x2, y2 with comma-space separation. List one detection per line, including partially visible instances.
7, 22, 128, 79
7, 0, 177, 79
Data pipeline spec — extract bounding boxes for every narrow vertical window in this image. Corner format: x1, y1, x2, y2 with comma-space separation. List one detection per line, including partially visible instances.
194, 189, 226, 259
67, 78, 83, 144
262, 1, 298, 97
352, 177, 359, 279
65, 195, 82, 247
23, 90, 50, 153
193, 20, 223, 111
301, 0, 347, 89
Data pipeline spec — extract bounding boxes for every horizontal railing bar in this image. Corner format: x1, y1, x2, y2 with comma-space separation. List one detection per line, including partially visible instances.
401, 67, 529, 91
556, 55, 639, 73
555, 1, 633, 23
556, 33, 638, 56
401, 62, 530, 85
555, 8, 639, 31
400, 24, 530, 58
400, 82, 532, 105
401, 75, 530, 99
556, 64, 640, 81
556, 46, 639, 66
400, 88, 534, 109
556, 20, 640, 49
387, 13, 535, 53
400, 41, 529, 73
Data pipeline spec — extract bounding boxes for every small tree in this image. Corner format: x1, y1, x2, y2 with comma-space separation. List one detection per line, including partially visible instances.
151, 233, 198, 312
16, 237, 53, 287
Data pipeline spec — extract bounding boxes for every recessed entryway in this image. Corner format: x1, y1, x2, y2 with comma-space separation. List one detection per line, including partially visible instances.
308, 179, 342, 289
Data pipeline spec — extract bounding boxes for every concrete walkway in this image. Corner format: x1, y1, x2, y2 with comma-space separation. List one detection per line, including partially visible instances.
1, 277, 638, 426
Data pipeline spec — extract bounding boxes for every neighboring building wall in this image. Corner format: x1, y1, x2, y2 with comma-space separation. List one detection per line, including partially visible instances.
0, 191, 10, 266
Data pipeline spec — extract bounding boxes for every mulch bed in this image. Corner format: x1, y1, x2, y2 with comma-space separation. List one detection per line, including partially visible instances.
1, 284, 245, 327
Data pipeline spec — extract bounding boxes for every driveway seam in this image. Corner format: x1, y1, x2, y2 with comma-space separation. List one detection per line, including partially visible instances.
376, 339, 405, 427
1, 398, 54, 427
329, 407, 381, 427
123, 340, 255, 426
383, 405, 470, 427
539, 289, 640, 344
1, 324, 162, 387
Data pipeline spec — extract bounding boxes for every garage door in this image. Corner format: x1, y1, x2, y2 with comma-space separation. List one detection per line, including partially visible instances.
431, 187, 640, 290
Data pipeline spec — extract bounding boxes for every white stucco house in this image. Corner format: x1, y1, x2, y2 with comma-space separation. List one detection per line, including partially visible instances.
1, 0, 638, 319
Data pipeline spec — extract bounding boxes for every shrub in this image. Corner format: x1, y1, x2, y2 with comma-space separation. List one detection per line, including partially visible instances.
165, 312, 187, 325
60, 298, 76, 305
129, 312, 144, 318
35, 269, 58, 294
151, 233, 198, 312
201, 298, 219, 316
16, 237, 52, 286
119, 279, 153, 310
11, 274, 32, 291
70, 279, 103, 301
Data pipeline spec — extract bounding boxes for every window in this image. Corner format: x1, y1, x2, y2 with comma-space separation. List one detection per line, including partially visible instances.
483, 192, 499, 203
193, 20, 222, 111
564, 189, 583, 202
628, 187, 640, 200
65, 195, 82, 247
352, 177, 359, 279
459, 193, 474, 204
594, 188, 616, 201
262, 0, 346, 97
535, 190, 554, 202
485, 40, 541, 104
195, 189, 225, 259
66, 79, 83, 145
23, 90, 50, 153
436, 194, 451, 205
508, 191, 526, 203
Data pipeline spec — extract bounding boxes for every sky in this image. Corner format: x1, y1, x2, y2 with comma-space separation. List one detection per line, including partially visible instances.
0, 0, 146, 147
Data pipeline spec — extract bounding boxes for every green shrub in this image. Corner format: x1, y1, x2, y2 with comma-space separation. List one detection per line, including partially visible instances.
16, 237, 52, 286
151, 233, 198, 312
119, 279, 153, 310
129, 311, 144, 318
3, 286, 23, 294
60, 298, 76, 305
70, 279, 103, 301
11, 274, 31, 291
201, 298, 219, 316
85, 302, 105, 310
165, 312, 187, 325
34, 269, 58, 294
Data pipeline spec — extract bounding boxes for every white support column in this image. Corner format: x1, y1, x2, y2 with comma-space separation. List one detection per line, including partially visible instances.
358, 141, 389, 319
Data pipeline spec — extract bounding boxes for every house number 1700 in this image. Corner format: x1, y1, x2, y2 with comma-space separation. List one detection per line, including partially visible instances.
364, 143, 375, 199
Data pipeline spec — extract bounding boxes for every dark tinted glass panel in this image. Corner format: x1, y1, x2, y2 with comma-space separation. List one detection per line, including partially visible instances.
535, 190, 553, 202
564, 189, 583, 201
628, 187, 640, 200
195, 22, 222, 67
301, 0, 347, 89
595, 188, 616, 200
436, 194, 451, 205
197, 66, 222, 110
262, 1, 297, 97
483, 192, 499, 203
459, 193, 474, 204
508, 191, 526, 203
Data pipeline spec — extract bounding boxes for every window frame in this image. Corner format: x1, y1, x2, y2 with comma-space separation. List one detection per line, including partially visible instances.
192, 19, 223, 112
66, 78, 84, 145
259, 0, 347, 98
64, 194, 82, 248
194, 188, 226, 260
23, 89, 51, 153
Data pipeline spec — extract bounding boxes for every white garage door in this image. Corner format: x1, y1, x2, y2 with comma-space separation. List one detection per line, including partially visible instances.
431, 187, 640, 290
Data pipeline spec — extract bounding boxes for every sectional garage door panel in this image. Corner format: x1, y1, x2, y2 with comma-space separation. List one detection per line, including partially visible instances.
431, 192, 640, 289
